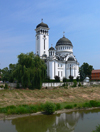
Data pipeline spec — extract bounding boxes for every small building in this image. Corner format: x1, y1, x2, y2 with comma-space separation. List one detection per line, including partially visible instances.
91, 70, 100, 80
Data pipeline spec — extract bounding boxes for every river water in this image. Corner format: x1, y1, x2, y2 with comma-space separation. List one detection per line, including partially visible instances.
0, 109, 100, 132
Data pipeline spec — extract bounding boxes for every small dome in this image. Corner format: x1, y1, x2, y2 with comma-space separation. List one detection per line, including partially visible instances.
49, 47, 55, 50
56, 36, 73, 46
68, 57, 75, 61
36, 22, 49, 28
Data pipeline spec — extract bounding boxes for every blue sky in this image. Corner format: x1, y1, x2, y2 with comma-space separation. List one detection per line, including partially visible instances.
0, 0, 100, 69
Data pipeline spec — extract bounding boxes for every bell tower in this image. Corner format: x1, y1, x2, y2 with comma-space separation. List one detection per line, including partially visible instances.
35, 19, 49, 57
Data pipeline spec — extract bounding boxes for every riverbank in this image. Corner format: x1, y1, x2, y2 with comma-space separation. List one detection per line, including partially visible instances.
0, 85, 100, 120
0, 107, 100, 120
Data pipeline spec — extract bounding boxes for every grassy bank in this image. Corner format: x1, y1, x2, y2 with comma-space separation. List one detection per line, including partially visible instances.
0, 85, 100, 114
0, 100, 100, 115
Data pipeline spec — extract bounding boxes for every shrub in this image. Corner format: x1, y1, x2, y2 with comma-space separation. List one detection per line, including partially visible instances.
0, 85, 4, 88
63, 77, 67, 82
89, 100, 100, 107
65, 105, 73, 109
54, 76, 60, 82
83, 102, 92, 108
72, 80, 77, 87
44, 102, 56, 114
4, 83, 8, 89
74, 104, 77, 107
69, 75, 73, 82
82, 100, 100, 108
78, 82, 81, 87
55, 103, 62, 110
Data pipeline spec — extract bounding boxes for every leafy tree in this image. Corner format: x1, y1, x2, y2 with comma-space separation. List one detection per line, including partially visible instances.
79, 62, 93, 81
9, 64, 16, 82
1, 67, 9, 82
1, 64, 16, 82
14, 52, 46, 89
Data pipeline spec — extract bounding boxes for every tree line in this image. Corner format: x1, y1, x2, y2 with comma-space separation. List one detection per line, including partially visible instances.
0, 52, 46, 89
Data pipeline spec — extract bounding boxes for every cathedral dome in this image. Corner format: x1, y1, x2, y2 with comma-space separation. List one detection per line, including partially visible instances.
56, 36, 73, 46
36, 22, 49, 28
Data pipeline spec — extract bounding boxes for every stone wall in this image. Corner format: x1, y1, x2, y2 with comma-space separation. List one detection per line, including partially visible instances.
0, 81, 100, 88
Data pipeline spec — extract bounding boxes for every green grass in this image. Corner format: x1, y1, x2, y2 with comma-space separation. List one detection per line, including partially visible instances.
0, 100, 100, 115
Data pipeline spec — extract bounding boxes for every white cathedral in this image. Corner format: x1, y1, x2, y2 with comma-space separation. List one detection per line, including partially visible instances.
35, 21, 79, 80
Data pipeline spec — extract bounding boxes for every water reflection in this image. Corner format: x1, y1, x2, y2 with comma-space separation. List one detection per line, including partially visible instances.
0, 109, 100, 132
12, 111, 83, 132
46, 112, 83, 132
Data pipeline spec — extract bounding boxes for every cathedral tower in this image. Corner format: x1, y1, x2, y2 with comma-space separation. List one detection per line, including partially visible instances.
35, 20, 49, 57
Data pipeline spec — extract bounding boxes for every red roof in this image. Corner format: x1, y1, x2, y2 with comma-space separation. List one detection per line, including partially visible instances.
92, 70, 100, 73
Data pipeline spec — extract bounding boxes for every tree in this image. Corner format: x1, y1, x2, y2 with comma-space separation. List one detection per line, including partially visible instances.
1, 64, 16, 82
14, 52, 46, 89
79, 62, 93, 81
1, 67, 9, 81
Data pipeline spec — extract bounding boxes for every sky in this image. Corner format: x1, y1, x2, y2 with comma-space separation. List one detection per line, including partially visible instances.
0, 0, 100, 69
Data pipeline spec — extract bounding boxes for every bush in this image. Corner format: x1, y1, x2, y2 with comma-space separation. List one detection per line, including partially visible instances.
83, 102, 92, 108
78, 82, 81, 87
72, 80, 77, 87
0, 85, 4, 88
65, 105, 73, 109
55, 103, 62, 110
89, 100, 100, 107
44, 102, 56, 114
74, 104, 77, 107
69, 75, 73, 82
4, 83, 8, 89
63, 77, 67, 82
83, 100, 100, 108
54, 76, 60, 82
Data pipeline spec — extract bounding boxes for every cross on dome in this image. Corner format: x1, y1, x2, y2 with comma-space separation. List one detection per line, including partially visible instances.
41, 18, 43, 23
63, 31, 65, 37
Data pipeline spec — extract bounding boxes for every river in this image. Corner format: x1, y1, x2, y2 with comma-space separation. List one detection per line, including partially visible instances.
0, 109, 100, 132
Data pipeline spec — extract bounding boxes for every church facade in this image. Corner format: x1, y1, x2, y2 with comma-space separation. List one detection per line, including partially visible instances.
35, 21, 79, 80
